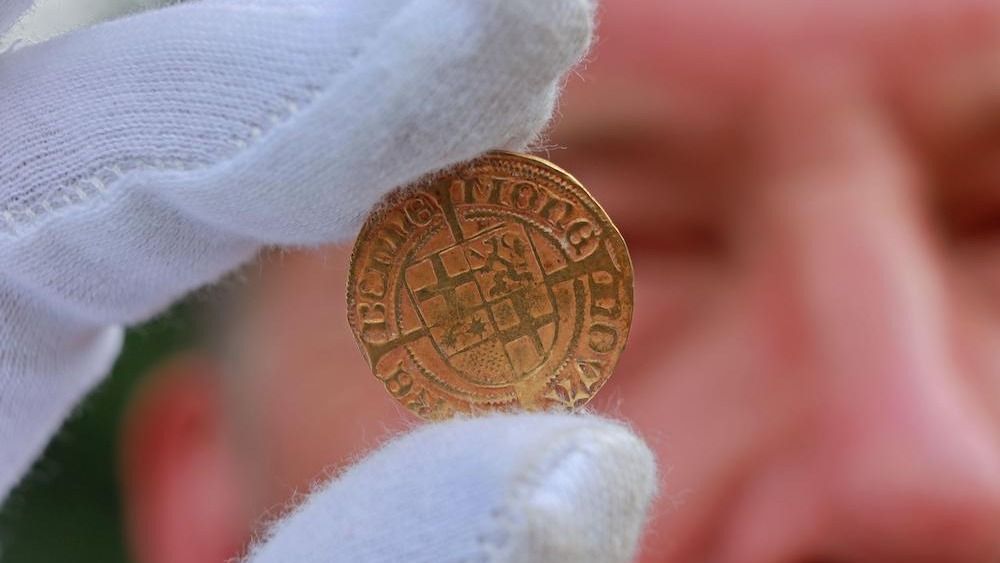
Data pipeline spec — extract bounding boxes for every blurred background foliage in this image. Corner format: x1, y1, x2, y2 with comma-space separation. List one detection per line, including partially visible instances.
0, 302, 197, 563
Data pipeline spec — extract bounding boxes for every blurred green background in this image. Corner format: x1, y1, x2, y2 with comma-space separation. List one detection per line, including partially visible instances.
0, 303, 196, 563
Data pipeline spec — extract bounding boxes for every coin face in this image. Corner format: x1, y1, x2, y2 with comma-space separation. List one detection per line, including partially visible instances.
346, 151, 633, 419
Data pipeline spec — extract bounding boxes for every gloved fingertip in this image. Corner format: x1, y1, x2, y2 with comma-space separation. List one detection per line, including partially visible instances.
536, 419, 658, 509
509, 0, 598, 72
498, 417, 657, 563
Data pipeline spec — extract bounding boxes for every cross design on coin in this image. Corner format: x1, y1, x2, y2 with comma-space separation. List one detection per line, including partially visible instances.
347, 152, 633, 419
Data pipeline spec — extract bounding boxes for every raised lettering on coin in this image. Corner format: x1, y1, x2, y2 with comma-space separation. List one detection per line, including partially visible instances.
347, 151, 633, 419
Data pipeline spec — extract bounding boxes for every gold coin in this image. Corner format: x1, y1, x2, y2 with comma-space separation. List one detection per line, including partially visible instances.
346, 151, 633, 419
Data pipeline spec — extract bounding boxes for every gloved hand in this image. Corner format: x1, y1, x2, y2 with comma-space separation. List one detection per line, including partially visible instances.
0, 1, 657, 562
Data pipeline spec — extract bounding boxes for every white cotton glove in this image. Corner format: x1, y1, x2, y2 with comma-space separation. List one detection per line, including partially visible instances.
0, 1, 658, 561
246, 414, 657, 563
0, 0, 31, 38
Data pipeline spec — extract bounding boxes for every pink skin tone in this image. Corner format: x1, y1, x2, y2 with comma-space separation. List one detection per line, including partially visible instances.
122, 1, 1000, 562
559, 1, 1000, 560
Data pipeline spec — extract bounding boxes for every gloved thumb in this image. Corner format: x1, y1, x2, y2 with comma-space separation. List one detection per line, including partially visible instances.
244, 414, 657, 563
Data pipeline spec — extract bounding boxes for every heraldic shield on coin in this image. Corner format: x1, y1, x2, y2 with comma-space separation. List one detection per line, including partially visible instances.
347, 151, 633, 420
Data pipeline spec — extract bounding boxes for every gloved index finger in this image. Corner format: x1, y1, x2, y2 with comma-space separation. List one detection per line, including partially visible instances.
1, 0, 593, 243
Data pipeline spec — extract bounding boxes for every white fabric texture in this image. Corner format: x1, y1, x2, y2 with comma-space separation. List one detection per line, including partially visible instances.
1, 1, 659, 561
0, 0, 593, 502
245, 414, 657, 563
0, 0, 155, 52
0, 0, 31, 37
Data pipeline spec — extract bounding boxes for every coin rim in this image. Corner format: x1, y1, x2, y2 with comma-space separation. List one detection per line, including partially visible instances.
345, 150, 634, 417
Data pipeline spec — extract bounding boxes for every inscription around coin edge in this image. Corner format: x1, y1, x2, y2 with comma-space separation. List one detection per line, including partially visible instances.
346, 151, 633, 419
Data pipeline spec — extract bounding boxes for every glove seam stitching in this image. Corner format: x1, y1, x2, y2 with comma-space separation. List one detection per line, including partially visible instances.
0, 85, 322, 238
0, 0, 424, 239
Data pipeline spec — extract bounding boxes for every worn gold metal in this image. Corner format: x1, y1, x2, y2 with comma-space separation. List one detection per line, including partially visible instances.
346, 151, 633, 419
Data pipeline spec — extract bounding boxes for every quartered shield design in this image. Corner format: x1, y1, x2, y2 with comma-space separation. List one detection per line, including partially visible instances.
405, 222, 558, 386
